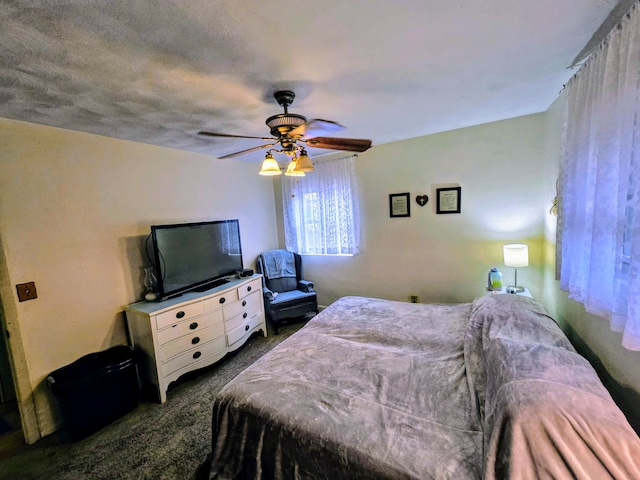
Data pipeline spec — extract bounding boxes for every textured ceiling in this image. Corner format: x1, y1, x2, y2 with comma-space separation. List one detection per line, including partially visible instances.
0, 0, 624, 162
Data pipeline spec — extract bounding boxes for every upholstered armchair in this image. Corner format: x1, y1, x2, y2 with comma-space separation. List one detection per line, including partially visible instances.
256, 249, 318, 334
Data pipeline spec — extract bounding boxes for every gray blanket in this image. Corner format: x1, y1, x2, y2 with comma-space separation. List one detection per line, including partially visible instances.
208, 295, 640, 479
470, 295, 640, 479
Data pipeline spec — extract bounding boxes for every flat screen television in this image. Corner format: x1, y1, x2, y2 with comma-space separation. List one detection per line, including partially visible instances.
149, 219, 243, 300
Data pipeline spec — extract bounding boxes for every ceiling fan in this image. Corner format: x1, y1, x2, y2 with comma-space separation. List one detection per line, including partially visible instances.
198, 90, 372, 173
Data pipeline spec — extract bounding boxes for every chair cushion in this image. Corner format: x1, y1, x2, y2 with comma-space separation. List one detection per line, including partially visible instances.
268, 290, 317, 306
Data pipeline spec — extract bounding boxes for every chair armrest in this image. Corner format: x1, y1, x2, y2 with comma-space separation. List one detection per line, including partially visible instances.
298, 280, 314, 293
263, 286, 278, 301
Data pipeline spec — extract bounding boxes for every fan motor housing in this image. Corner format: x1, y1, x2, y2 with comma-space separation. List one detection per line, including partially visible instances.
265, 113, 307, 137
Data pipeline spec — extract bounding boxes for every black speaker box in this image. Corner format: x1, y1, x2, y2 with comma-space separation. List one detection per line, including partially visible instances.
236, 269, 254, 278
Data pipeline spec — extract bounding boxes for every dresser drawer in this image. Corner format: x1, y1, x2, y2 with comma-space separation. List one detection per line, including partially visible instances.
227, 313, 264, 347
159, 322, 226, 362
223, 290, 261, 321
156, 309, 224, 345
238, 278, 261, 299
161, 336, 227, 377
225, 309, 261, 334
155, 302, 204, 330
203, 290, 238, 312
225, 298, 262, 332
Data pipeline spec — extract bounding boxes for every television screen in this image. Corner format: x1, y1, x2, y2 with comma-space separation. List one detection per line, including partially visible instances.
150, 219, 243, 300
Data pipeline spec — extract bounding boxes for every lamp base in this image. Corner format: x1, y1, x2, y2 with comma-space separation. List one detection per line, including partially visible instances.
145, 292, 158, 301
506, 285, 525, 294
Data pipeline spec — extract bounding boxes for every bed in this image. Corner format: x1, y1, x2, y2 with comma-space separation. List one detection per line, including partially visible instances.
208, 294, 640, 479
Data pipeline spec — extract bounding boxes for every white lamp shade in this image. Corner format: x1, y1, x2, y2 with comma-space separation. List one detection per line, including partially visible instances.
503, 244, 529, 268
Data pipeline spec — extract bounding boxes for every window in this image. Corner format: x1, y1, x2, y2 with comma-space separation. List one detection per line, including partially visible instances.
282, 154, 361, 255
558, 4, 640, 350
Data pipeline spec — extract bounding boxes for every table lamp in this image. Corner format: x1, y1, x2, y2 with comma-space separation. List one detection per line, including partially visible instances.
503, 243, 528, 293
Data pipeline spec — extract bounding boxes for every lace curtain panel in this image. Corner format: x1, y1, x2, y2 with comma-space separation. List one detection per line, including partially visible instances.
282, 155, 361, 255
558, 3, 640, 350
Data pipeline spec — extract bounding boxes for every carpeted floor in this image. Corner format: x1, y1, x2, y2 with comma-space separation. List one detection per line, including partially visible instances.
0, 417, 13, 436
0, 321, 307, 480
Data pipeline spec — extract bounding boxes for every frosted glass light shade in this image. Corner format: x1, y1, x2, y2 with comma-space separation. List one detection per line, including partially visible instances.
259, 154, 282, 176
284, 160, 305, 176
293, 149, 314, 172
503, 244, 529, 267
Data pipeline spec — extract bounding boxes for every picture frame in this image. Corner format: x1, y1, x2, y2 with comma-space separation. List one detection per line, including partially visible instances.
436, 187, 461, 214
389, 192, 410, 217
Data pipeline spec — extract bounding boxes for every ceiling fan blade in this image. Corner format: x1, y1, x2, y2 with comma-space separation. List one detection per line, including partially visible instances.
305, 137, 372, 153
198, 131, 274, 141
219, 142, 278, 159
288, 119, 345, 138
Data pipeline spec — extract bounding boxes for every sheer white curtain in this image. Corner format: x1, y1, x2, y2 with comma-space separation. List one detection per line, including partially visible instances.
282, 154, 361, 255
559, 3, 640, 350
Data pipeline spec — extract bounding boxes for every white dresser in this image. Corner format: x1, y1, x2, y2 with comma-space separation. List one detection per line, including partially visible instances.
125, 274, 266, 403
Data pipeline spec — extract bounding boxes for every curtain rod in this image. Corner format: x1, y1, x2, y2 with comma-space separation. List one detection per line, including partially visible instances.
314, 153, 358, 165
568, 0, 638, 68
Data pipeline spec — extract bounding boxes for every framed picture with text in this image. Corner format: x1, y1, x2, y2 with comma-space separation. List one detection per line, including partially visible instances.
389, 192, 410, 217
436, 187, 461, 214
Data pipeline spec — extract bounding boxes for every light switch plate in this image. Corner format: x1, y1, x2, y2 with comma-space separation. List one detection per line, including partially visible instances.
16, 282, 37, 302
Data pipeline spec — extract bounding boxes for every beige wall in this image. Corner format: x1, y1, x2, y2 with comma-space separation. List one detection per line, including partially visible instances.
0, 119, 279, 442
293, 114, 547, 307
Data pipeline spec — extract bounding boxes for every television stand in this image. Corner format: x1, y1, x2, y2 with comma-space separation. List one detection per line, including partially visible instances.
125, 275, 266, 403
194, 278, 229, 292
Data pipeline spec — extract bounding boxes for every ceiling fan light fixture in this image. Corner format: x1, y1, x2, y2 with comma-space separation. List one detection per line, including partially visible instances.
293, 149, 314, 172
259, 153, 282, 176
284, 159, 305, 177
197, 90, 372, 166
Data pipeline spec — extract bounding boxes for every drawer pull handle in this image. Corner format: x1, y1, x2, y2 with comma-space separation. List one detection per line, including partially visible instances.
247, 286, 252, 292
242, 300, 247, 307
189, 322, 198, 330
243, 312, 248, 319
245, 325, 250, 332
193, 351, 202, 359
219, 297, 226, 304
176, 311, 185, 319
192, 337, 200, 345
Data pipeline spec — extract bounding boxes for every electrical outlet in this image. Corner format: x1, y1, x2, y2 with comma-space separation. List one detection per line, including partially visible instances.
16, 282, 37, 302
410, 295, 418, 303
